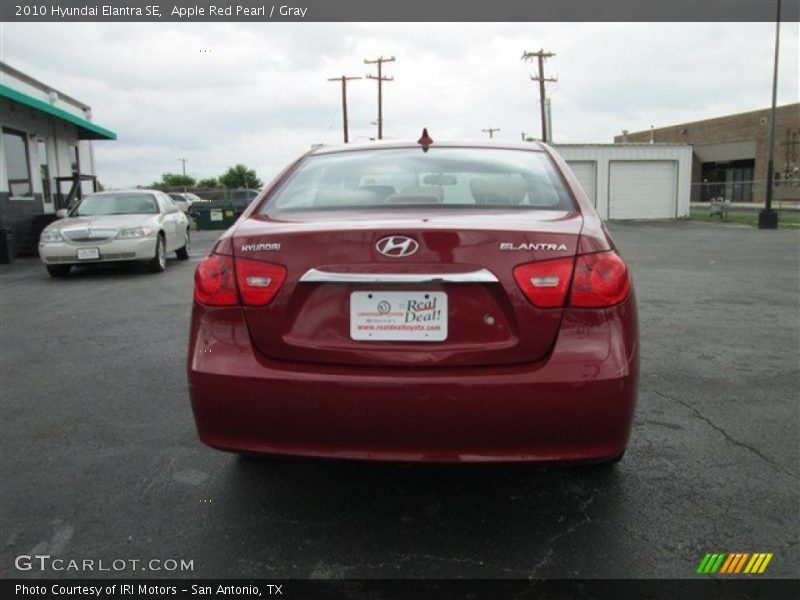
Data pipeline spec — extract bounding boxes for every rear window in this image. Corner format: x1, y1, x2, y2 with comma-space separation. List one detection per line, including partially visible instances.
262, 147, 575, 213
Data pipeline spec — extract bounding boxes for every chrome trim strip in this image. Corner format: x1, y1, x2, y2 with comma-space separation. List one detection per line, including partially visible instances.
299, 268, 499, 284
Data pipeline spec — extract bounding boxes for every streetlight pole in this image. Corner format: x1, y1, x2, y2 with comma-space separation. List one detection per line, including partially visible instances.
759, 0, 782, 229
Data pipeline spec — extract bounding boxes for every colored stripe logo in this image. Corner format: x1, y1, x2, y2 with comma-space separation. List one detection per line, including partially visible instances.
697, 553, 773, 574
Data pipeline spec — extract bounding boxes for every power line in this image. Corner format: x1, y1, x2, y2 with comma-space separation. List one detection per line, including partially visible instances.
327, 75, 362, 144
521, 49, 557, 143
365, 56, 395, 140
482, 127, 501, 139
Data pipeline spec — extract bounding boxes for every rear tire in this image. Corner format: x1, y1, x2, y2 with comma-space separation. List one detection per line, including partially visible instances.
146, 234, 167, 273
46, 265, 71, 278
176, 228, 190, 260
596, 450, 625, 467
237, 452, 288, 463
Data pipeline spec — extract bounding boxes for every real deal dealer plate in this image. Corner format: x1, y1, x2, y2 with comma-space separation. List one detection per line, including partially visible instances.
350, 291, 448, 342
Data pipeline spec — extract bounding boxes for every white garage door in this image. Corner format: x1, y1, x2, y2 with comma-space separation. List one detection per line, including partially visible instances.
567, 161, 597, 205
609, 161, 677, 219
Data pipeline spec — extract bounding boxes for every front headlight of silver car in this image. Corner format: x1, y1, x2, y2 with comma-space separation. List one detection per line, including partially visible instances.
40, 230, 62, 243
117, 226, 154, 239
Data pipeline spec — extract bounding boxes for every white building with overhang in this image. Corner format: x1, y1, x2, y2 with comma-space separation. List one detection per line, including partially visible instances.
0, 61, 116, 257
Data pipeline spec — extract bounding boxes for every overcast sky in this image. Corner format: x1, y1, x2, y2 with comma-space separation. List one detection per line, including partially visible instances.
2, 22, 798, 188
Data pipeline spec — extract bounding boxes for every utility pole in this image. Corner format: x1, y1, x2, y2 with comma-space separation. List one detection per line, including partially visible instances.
328, 75, 362, 143
521, 49, 556, 143
178, 158, 188, 176
365, 56, 395, 140
759, 0, 782, 229
482, 127, 500, 139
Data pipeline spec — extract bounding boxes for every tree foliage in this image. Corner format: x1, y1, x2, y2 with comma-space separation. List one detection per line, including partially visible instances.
144, 166, 262, 191
219, 164, 263, 189
160, 172, 196, 188
196, 177, 218, 189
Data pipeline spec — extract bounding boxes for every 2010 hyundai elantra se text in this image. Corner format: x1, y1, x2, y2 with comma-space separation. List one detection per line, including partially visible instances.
188, 134, 638, 463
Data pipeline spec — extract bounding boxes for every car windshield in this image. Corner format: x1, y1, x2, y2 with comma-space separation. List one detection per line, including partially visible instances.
263, 147, 575, 213
72, 193, 159, 216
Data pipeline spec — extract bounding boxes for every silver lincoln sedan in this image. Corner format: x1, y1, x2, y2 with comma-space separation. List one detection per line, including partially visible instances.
38, 190, 191, 277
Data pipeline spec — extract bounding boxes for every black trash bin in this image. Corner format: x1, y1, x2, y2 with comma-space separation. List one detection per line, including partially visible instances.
194, 202, 239, 231
0, 228, 13, 264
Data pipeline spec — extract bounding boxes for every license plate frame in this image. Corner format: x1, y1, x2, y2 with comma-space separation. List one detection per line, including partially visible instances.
350, 291, 448, 342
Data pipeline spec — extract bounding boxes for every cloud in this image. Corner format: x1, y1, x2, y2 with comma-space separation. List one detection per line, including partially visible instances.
2, 22, 797, 187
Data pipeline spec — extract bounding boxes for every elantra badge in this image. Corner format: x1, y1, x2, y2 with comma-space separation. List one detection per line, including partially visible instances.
500, 242, 568, 252
376, 236, 419, 258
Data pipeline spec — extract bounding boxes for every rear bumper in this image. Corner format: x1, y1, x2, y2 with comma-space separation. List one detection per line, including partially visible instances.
188, 296, 638, 463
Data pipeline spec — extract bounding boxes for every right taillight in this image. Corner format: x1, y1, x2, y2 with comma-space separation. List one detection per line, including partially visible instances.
194, 254, 238, 306
513, 257, 574, 308
569, 251, 630, 308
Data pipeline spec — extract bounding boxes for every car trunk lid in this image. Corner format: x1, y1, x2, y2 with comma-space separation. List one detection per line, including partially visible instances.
232, 209, 582, 367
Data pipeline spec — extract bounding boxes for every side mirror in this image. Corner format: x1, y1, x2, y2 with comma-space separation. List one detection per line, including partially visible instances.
56, 209, 69, 219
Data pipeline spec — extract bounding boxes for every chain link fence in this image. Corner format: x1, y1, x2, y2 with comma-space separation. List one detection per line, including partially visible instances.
691, 179, 800, 208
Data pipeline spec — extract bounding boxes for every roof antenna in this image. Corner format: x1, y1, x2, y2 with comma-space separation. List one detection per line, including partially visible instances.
417, 128, 433, 152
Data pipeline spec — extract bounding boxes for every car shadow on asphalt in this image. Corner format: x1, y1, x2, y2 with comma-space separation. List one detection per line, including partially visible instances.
203, 455, 627, 577
43, 260, 193, 280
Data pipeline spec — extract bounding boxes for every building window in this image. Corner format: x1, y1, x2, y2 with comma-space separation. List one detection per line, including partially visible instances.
3, 128, 33, 199
700, 159, 755, 203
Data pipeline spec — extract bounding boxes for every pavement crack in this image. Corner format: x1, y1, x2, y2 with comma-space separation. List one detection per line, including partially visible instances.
528, 492, 597, 579
655, 390, 797, 480
374, 553, 525, 576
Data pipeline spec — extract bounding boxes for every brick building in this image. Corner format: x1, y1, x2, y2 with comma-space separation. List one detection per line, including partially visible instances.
615, 103, 800, 204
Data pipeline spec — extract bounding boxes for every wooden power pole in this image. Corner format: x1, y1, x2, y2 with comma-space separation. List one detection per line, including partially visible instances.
482, 127, 501, 139
365, 56, 395, 140
521, 49, 557, 143
328, 75, 361, 143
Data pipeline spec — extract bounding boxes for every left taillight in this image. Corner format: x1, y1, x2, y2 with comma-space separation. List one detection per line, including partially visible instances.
235, 258, 286, 306
194, 254, 239, 306
194, 255, 287, 307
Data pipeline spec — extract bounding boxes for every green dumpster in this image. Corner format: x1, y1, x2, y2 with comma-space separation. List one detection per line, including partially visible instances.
194, 202, 239, 230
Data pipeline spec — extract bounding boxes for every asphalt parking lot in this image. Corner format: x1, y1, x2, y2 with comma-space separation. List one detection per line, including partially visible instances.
1, 221, 798, 579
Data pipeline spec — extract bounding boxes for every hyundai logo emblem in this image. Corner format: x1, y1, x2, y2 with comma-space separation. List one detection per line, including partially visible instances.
375, 235, 419, 258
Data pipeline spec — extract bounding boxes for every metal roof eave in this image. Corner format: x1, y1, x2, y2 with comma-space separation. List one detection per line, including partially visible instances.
0, 83, 117, 141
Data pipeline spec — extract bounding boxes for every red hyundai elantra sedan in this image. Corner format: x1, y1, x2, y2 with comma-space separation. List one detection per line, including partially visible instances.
188, 136, 638, 463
